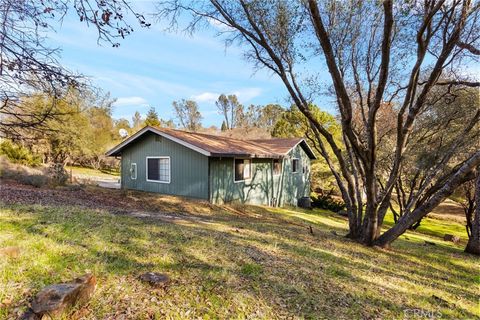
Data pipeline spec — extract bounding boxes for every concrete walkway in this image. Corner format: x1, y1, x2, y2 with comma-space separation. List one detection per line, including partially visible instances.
97, 179, 121, 189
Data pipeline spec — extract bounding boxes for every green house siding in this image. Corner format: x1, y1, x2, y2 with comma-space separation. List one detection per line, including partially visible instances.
279, 143, 311, 206
119, 132, 311, 206
120, 132, 209, 199
209, 144, 311, 206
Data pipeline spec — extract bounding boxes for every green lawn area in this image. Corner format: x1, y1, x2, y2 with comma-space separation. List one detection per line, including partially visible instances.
0, 199, 478, 319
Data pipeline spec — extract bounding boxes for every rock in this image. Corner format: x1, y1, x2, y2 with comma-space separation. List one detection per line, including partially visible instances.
139, 272, 170, 287
18, 308, 41, 320
337, 210, 348, 217
443, 234, 460, 243
0, 246, 20, 258
30, 274, 96, 318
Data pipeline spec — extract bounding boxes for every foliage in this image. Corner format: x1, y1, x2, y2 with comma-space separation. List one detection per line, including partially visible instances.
310, 193, 345, 213
131, 111, 144, 131
387, 87, 480, 230
215, 94, 242, 129
0, 0, 147, 136
273, 105, 342, 193
144, 106, 161, 127
216, 93, 285, 132
220, 120, 227, 131
0, 140, 41, 167
172, 99, 203, 131
19, 174, 50, 188
8, 89, 121, 170
47, 163, 69, 186
156, 0, 480, 247
0, 157, 48, 188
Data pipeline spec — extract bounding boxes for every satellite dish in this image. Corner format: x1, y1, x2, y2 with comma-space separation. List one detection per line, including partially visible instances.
119, 128, 129, 138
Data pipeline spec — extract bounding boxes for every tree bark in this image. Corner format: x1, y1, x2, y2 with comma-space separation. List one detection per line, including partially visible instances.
465, 173, 480, 255
375, 152, 480, 247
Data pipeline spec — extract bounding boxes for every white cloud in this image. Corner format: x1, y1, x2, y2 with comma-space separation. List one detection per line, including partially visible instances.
207, 17, 235, 32
191, 92, 220, 103
114, 96, 148, 107
234, 87, 262, 102
191, 87, 262, 104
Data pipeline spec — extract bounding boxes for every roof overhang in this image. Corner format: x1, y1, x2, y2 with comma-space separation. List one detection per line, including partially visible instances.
287, 139, 317, 160
105, 126, 212, 157
210, 153, 284, 159
106, 126, 317, 160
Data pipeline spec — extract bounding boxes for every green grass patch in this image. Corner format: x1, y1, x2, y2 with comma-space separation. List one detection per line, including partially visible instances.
240, 263, 263, 278
0, 202, 478, 319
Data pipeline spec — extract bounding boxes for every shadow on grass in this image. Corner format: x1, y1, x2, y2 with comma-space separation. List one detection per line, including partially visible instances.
1, 203, 478, 319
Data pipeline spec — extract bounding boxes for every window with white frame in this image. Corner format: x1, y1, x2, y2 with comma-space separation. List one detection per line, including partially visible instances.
130, 163, 137, 180
147, 157, 170, 183
292, 158, 300, 173
234, 158, 252, 182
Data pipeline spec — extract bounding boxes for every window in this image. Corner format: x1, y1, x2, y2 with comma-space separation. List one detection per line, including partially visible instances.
130, 163, 137, 180
292, 158, 300, 173
234, 158, 252, 182
273, 159, 282, 175
146, 157, 170, 183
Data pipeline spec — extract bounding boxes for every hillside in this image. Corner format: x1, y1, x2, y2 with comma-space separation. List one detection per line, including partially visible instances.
0, 182, 478, 319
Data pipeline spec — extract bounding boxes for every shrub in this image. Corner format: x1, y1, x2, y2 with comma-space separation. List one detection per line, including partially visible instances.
310, 193, 346, 212
0, 157, 47, 187
0, 140, 41, 166
19, 174, 49, 188
47, 163, 69, 186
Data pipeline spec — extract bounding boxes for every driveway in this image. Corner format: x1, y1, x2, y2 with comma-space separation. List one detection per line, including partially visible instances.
97, 179, 121, 189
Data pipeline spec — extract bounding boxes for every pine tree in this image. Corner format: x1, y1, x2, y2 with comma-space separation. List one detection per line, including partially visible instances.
221, 120, 227, 131
132, 111, 143, 129
144, 107, 161, 127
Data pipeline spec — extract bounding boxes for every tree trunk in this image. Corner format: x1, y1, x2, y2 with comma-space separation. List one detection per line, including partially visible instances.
465, 173, 480, 255
375, 152, 480, 247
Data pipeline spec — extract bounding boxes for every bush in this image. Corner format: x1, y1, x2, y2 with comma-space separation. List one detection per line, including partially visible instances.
0, 157, 47, 187
310, 193, 346, 212
19, 174, 49, 188
47, 163, 69, 186
0, 140, 41, 166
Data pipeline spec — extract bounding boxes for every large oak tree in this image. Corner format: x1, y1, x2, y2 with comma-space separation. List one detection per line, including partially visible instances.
156, 0, 480, 247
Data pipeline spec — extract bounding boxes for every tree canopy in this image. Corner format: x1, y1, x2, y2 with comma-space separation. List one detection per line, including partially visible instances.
156, 0, 480, 247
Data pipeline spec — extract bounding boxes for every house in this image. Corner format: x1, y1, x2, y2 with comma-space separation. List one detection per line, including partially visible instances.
106, 126, 316, 206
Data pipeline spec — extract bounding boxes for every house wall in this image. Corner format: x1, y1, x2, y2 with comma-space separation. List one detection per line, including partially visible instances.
209, 144, 311, 206
120, 132, 209, 199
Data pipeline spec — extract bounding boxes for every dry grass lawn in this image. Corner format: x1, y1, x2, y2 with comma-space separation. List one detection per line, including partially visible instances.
0, 184, 478, 319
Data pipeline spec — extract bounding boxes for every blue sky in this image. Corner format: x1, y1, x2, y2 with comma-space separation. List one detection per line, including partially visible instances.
47, 3, 323, 128
46, 2, 479, 129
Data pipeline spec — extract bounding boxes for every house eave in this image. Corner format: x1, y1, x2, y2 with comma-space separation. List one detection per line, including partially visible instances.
210, 153, 284, 159
285, 139, 317, 160
105, 126, 212, 157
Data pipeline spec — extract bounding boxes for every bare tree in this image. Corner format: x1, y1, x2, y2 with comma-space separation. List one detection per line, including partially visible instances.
385, 86, 479, 229
459, 174, 480, 254
466, 173, 480, 254
0, 0, 148, 137
172, 99, 203, 131
156, 0, 480, 247
215, 94, 243, 129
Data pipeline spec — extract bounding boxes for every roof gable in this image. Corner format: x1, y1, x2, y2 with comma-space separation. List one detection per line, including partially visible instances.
106, 126, 316, 159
